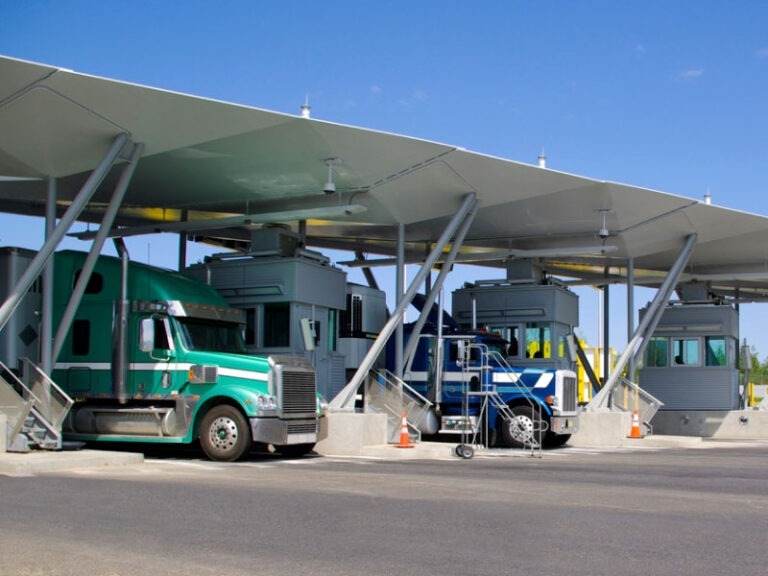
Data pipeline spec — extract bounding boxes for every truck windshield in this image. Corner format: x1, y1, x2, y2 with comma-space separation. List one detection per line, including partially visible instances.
175, 317, 246, 354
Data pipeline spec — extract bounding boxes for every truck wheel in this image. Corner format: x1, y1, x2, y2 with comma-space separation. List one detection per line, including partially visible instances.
500, 405, 545, 449
200, 405, 250, 462
275, 443, 315, 458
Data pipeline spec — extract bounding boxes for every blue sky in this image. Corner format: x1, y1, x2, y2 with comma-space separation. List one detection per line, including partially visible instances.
2, 1, 768, 356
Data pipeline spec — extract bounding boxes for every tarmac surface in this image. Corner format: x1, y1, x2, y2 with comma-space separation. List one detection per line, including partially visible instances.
0, 433, 731, 474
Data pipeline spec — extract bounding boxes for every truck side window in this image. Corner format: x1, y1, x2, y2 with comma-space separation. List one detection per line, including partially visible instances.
139, 317, 171, 352
73, 270, 104, 294
153, 319, 171, 350
448, 342, 479, 363
72, 319, 90, 355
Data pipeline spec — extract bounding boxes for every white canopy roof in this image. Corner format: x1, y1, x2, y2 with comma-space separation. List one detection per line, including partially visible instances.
2, 55, 768, 298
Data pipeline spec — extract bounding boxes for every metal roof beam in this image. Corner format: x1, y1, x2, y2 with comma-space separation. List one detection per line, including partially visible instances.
52, 142, 144, 363
0, 132, 130, 334
588, 233, 698, 410
329, 192, 478, 410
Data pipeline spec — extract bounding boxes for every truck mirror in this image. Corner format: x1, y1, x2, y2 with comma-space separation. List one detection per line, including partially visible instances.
139, 318, 155, 352
456, 340, 469, 365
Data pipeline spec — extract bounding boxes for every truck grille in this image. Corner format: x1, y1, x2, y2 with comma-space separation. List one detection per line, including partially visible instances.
561, 375, 577, 412
287, 421, 319, 434
279, 368, 317, 416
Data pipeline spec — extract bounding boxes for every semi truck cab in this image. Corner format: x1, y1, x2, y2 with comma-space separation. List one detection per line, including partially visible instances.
44, 250, 325, 461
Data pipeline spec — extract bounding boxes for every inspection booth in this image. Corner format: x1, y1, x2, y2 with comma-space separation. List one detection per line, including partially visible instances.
451, 262, 579, 372
186, 229, 348, 401
639, 298, 739, 411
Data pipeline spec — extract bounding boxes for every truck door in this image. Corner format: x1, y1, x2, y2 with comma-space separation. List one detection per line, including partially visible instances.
442, 339, 481, 403
130, 315, 175, 398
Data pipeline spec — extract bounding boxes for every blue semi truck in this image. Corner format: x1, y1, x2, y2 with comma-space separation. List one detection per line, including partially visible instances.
392, 324, 579, 448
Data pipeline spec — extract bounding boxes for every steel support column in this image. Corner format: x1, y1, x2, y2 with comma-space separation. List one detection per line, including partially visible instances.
329, 192, 478, 409
0, 133, 130, 335
626, 257, 635, 380
403, 204, 476, 365
589, 233, 697, 410
602, 283, 610, 384
40, 177, 57, 373
178, 210, 188, 272
52, 142, 143, 363
395, 223, 405, 378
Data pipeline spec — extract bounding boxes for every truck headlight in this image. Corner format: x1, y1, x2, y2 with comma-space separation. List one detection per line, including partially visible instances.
545, 395, 560, 408
256, 394, 277, 411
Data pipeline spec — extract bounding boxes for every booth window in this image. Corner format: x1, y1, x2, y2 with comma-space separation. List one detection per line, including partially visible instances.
525, 322, 551, 358
705, 336, 727, 366
263, 303, 290, 347
673, 338, 700, 366
645, 336, 668, 367
328, 309, 337, 351
245, 308, 257, 346
491, 325, 521, 357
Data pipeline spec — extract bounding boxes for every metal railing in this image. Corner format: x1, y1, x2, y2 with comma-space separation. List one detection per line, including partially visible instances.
364, 369, 433, 443
0, 358, 73, 451
18, 358, 74, 430
0, 370, 33, 450
609, 376, 663, 432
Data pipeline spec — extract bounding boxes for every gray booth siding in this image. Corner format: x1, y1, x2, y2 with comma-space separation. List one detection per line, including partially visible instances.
639, 303, 739, 410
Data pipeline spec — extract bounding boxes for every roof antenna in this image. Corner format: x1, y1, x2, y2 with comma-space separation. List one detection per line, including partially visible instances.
300, 95, 311, 119
704, 187, 712, 205
537, 149, 547, 168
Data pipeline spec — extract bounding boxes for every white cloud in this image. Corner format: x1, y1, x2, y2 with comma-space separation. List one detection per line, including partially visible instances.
756, 47, 768, 59
398, 89, 428, 107
635, 44, 647, 54
674, 68, 704, 82
370, 84, 382, 95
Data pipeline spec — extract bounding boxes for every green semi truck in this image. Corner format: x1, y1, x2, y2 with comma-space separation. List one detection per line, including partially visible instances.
44, 250, 325, 461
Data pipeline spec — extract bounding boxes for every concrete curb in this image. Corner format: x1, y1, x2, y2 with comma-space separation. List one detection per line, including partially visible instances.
0, 449, 144, 475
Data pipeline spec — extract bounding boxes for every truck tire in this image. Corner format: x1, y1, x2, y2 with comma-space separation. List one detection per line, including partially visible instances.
200, 404, 251, 462
500, 405, 546, 449
274, 443, 315, 458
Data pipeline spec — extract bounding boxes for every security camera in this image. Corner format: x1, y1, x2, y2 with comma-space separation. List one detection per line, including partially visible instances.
323, 157, 341, 195
598, 227, 609, 239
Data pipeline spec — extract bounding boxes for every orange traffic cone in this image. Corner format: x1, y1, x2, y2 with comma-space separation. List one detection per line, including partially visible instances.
395, 412, 414, 448
628, 410, 643, 439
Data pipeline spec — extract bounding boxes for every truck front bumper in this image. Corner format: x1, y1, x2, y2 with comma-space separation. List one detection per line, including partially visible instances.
550, 415, 579, 435
250, 416, 326, 446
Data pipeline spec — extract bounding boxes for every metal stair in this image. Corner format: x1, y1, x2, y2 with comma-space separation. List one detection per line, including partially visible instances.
363, 369, 433, 443
1, 358, 73, 452
459, 345, 548, 455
